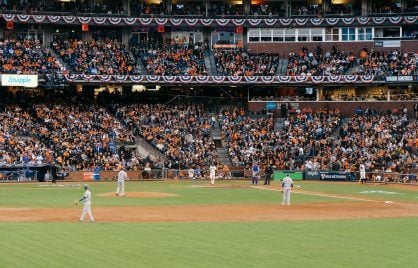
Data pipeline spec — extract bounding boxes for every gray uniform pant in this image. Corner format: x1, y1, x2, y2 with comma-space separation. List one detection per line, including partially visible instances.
80, 201, 94, 221
117, 180, 125, 195
282, 188, 291, 205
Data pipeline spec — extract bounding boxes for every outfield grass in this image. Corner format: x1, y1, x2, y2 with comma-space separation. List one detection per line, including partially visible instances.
0, 180, 344, 208
1, 180, 418, 267
1, 218, 418, 268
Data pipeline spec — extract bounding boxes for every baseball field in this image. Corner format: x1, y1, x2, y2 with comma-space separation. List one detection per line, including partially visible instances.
1, 180, 418, 268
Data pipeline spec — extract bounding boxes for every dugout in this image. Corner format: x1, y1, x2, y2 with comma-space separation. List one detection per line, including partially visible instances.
0, 164, 58, 182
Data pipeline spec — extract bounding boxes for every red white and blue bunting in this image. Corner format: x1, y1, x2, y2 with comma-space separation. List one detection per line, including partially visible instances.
1, 14, 415, 26
185, 18, 198, 26
63, 75, 379, 84
78, 17, 91, 24
357, 17, 370, 25
124, 17, 137, 25
404, 16, 418, 24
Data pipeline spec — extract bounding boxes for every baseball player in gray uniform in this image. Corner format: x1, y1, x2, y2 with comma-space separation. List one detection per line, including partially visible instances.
116, 167, 128, 196
79, 185, 94, 222
281, 174, 294, 206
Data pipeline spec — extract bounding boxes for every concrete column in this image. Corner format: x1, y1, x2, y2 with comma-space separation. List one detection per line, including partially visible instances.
361, 0, 368, 16
284, 0, 289, 17
165, 0, 172, 14
82, 31, 93, 42
243, 0, 250, 15
242, 27, 247, 51
322, 0, 329, 14
43, 25, 56, 46
122, 28, 130, 45
122, 0, 130, 16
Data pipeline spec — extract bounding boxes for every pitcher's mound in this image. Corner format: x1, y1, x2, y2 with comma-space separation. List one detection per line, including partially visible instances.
97, 192, 177, 198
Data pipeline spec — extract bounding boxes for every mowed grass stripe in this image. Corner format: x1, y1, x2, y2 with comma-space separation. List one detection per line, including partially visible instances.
2, 219, 418, 267
3, 181, 344, 208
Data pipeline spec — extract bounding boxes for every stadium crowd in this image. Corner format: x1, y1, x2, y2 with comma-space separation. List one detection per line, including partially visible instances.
286, 46, 354, 76
0, 99, 138, 172
113, 103, 217, 169
333, 111, 418, 180
1, 36, 416, 79
214, 49, 280, 76
0, 104, 54, 165
220, 108, 342, 170
0, 97, 417, 183
353, 49, 418, 77
133, 37, 207, 76
0, 38, 62, 75
2, 0, 418, 17
0, 1, 126, 15
52, 38, 137, 75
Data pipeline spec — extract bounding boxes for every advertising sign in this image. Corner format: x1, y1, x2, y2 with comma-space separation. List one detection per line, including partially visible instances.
304, 171, 321, 180
319, 171, 347, 181
273, 171, 303, 181
1, 74, 38, 88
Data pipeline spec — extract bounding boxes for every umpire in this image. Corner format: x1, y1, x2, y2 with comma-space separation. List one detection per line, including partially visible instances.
263, 164, 274, 185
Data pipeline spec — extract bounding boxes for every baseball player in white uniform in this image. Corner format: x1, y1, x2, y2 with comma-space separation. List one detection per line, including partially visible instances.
209, 164, 217, 185
116, 167, 128, 196
79, 185, 94, 222
359, 163, 366, 184
281, 174, 294, 206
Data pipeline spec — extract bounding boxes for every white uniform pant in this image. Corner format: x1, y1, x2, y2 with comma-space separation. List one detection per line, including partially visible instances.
282, 188, 292, 205
80, 201, 94, 221
210, 174, 216, 185
117, 180, 125, 195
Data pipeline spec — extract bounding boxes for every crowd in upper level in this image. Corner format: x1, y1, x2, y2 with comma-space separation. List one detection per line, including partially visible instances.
52, 38, 137, 75
0, 38, 62, 75
287, 46, 418, 77
287, 46, 354, 76
0, 36, 416, 79
353, 49, 418, 77
133, 37, 207, 76
214, 49, 280, 76
1, 0, 417, 17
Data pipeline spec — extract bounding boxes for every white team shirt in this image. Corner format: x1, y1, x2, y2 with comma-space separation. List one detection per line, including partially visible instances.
209, 165, 217, 176
83, 190, 92, 202
359, 164, 366, 178
118, 170, 128, 182
282, 176, 293, 188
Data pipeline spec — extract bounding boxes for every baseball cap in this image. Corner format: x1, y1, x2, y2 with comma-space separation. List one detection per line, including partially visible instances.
83, 185, 88, 189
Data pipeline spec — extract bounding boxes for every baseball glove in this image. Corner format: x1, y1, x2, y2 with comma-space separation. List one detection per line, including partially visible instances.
74, 200, 79, 205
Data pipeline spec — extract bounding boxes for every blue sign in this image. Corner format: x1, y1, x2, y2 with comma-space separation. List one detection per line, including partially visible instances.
265, 102, 277, 111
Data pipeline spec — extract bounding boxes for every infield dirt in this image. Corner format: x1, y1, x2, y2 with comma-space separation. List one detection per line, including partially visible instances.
2, 184, 418, 223
1, 201, 418, 223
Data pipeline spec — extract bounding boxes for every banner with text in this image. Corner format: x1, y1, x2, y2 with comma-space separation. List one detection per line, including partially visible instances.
1, 74, 38, 88
319, 171, 348, 181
